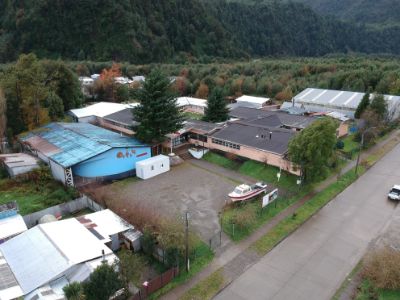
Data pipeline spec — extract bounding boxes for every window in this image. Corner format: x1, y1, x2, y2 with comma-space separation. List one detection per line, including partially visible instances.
211, 138, 240, 150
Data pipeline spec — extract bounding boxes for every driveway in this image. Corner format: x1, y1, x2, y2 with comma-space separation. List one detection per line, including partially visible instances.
100, 161, 252, 241
215, 143, 400, 300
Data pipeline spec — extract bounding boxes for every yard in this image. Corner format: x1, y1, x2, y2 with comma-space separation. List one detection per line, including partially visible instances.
0, 167, 79, 215
95, 161, 244, 241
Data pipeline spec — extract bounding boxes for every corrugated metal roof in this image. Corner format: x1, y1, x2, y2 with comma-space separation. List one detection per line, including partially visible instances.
20, 123, 147, 168
69, 102, 136, 119
176, 97, 207, 108
236, 95, 270, 105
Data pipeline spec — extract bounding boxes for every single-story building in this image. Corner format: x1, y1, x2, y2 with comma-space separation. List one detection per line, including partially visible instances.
0, 153, 39, 177
19, 122, 150, 186
77, 209, 141, 251
176, 97, 208, 114
0, 201, 27, 244
78, 76, 94, 86
100, 108, 139, 136
0, 218, 117, 300
69, 102, 137, 123
232, 95, 271, 109
293, 88, 400, 120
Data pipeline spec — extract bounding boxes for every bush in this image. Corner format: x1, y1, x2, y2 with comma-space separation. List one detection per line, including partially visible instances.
336, 140, 344, 150
362, 247, 400, 290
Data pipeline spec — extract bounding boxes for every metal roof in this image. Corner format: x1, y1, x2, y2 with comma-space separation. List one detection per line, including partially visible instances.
69, 102, 138, 119
0, 218, 112, 294
212, 123, 295, 155
103, 108, 138, 127
236, 95, 270, 105
0, 153, 39, 169
20, 123, 146, 168
176, 97, 207, 108
0, 214, 27, 240
294, 88, 400, 111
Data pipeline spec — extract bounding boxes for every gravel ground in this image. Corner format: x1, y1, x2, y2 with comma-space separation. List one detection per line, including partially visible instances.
100, 162, 239, 241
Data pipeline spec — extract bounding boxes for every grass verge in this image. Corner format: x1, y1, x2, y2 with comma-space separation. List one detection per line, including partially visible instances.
180, 269, 225, 300
149, 241, 214, 300
222, 189, 310, 242
251, 166, 365, 255
354, 279, 400, 300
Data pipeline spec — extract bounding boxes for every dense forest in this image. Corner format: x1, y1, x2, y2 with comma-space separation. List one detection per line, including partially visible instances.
1, 0, 400, 63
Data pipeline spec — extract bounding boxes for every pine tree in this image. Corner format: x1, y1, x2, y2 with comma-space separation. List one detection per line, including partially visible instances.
369, 94, 387, 120
133, 70, 184, 143
203, 88, 229, 123
354, 93, 370, 119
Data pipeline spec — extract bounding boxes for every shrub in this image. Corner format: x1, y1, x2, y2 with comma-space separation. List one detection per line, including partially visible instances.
362, 247, 400, 290
336, 140, 344, 150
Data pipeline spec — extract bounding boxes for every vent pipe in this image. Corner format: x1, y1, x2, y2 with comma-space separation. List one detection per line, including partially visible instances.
269, 132, 272, 140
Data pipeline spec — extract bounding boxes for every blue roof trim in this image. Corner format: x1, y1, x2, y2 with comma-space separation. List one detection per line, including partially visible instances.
21, 123, 147, 168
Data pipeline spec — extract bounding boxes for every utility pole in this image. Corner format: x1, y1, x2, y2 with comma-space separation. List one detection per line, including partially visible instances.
185, 211, 190, 272
355, 127, 376, 175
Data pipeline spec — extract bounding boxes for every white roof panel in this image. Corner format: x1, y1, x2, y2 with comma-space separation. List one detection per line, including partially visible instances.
235, 95, 270, 105
176, 97, 207, 108
69, 102, 135, 119
0, 214, 27, 240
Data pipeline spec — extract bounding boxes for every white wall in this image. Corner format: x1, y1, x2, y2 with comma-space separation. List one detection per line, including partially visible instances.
136, 155, 170, 180
49, 160, 67, 184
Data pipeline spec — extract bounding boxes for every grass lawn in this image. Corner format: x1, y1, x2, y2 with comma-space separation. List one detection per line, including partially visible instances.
355, 280, 400, 300
251, 166, 365, 255
184, 112, 203, 121
222, 189, 310, 242
341, 134, 359, 153
180, 269, 225, 300
203, 152, 241, 170
149, 240, 214, 299
0, 177, 79, 215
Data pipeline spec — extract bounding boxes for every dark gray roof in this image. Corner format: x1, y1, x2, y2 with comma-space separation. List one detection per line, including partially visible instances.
229, 107, 317, 129
184, 119, 221, 133
211, 123, 295, 155
103, 108, 138, 126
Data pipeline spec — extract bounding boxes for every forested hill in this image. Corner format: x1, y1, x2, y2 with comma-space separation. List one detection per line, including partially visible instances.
1, 0, 400, 63
286, 0, 400, 25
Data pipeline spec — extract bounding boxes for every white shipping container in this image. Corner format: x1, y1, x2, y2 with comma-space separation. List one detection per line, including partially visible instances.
135, 155, 170, 180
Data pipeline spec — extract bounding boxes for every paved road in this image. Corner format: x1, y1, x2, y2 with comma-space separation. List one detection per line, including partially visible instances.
215, 143, 400, 300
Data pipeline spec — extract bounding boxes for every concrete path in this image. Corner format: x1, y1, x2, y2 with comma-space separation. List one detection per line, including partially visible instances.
215, 141, 400, 300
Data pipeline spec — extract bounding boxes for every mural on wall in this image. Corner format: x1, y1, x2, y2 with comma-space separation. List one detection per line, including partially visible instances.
116, 149, 139, 158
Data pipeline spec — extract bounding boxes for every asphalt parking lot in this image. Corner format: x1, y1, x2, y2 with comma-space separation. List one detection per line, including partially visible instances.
100, 161, 249, 241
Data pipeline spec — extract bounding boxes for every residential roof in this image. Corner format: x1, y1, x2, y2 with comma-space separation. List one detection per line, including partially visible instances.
0, 218, 112, 295
177, 97, 207, 108
77, 209, 133, 243
20, 123, 146, 168
230, 107, 317, 129
184, 119, 221, 134
69, 102, 136, 119
228, 101, 263, 110
235, 95, 270, 105
211, 123, 295, 155
103, 108, 138, 127
0, 153, 39, 169
0, 215, 27, 241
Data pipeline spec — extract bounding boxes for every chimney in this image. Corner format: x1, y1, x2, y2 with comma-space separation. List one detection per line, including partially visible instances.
101, 249, 106, 263
269, 132, 272, 140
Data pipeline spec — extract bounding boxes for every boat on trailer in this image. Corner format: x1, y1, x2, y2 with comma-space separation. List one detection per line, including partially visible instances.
228, 182, 268, 202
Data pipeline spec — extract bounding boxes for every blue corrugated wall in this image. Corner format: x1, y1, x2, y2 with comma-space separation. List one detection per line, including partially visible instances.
72, 147, 151, 178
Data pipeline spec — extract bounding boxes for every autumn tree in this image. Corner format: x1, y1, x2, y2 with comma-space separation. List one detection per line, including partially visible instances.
95, 63, 122, 102
204, 88, 229, 123
288, 118, 337, 182
133, 70, 184, 143
195, 82, 209, 99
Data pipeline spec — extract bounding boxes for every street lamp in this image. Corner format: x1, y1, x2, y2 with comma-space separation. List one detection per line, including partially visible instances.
355, 126, 377, 175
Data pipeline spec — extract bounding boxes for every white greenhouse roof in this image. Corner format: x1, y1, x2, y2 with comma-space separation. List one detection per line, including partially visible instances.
294, 88, 400, 111
0, 218, 112, 295
69, 102, 138, 119
0, 214, 27, 241
235, 95, 271, 105
78, 209, 133, 240
176, 97, 207, 108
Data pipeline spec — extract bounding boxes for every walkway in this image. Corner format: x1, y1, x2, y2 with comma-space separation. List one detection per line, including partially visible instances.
160, 130, 400, 300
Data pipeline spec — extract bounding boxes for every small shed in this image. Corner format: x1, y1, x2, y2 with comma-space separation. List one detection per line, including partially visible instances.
135, 155, 170, 180
0, 153, 39, 177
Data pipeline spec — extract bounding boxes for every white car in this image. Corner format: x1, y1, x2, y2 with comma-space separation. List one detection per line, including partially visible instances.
388, 185, 400, 200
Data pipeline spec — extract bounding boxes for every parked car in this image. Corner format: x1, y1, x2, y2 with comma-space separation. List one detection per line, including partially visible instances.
388, 185, 400, 200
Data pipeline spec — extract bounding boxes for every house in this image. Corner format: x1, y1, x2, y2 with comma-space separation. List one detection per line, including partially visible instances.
232, 95, 271, 109
0, 153, 39, 177
293, 88, 400, 120
0, 201, 27, 244
0, 218, 117, 300
69, 102, 136, 123
176, 97, 208, 115
19, 123, 150, 186
77, 209, 141, 251
78, 76, 94, 86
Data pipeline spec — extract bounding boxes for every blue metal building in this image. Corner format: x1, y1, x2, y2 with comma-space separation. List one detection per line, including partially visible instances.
20, 123, 151, 186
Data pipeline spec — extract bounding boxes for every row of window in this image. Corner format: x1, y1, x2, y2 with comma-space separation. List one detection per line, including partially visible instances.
211, 138, 240, 150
